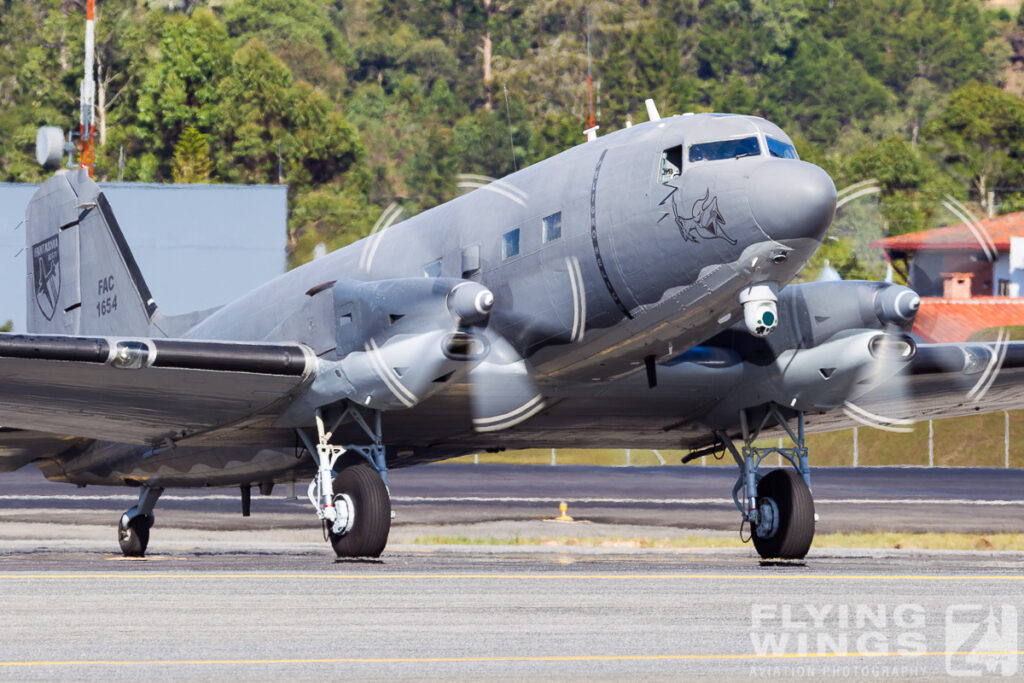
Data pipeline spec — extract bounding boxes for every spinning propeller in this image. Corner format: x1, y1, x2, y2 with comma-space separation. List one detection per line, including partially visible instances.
332, 277, 543, 431
843, 284, 921, 431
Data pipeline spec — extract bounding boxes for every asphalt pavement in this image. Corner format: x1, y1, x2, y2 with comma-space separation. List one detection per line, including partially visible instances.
0, 463, 1021, 534
0, 464, 1022, 680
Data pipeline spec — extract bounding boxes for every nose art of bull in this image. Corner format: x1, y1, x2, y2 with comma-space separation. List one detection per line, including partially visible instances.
668, 188, 736, 245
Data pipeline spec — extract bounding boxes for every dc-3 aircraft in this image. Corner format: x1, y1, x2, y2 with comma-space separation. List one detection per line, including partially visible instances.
3, 112, 1021, 561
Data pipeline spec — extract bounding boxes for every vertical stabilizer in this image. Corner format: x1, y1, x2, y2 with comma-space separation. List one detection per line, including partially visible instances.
25, 169, 157, 335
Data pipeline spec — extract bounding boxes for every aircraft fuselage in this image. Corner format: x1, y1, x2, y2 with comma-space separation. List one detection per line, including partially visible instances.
37, 113, 839, 487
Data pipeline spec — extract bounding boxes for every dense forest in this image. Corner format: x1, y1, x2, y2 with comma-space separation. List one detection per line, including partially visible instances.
3, 0, 1024, 276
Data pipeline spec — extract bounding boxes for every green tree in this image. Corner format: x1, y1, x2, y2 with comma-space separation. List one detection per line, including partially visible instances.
845, 137, 941, 239
221, 0, 354, 98
925, 82, 1024, 215
132, 9, 232, 181
171, 126, 213, 183
215, 39, 363, 187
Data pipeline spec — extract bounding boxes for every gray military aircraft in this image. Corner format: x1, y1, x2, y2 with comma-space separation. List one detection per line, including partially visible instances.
2, 113, 1021, 561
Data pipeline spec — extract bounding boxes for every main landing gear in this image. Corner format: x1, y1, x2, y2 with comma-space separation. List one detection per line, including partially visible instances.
118, 485, 163, 557
296, 405, 392, 558
711, 404, 816, 560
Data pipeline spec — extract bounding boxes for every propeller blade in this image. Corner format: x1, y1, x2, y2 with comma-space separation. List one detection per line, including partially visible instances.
468, 330, 545, 432
844, 331, 918, 431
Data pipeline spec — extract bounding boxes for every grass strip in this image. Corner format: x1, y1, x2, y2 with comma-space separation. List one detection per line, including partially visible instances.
406, 532, 1024, 551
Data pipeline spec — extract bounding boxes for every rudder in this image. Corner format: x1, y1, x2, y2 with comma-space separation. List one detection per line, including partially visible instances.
26, 169, 157, 336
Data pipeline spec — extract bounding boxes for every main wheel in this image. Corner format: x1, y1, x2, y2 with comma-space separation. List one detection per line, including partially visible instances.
328, 463, 391, 558
751, 468, 815, 560
118, 514, 153, 557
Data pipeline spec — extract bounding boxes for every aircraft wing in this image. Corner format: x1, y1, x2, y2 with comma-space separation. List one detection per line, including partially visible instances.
807, 341, 1024, 433
0, 334, 315, 447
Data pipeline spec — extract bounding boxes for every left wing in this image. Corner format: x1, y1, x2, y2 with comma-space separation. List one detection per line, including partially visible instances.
0, 334, 314, 446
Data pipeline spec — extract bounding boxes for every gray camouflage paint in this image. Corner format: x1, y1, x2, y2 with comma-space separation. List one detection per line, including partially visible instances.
18, 113, 854, 487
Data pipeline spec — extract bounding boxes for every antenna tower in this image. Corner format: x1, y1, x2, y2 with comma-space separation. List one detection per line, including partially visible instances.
80, 0, 96, 177
583, 10, 599, 141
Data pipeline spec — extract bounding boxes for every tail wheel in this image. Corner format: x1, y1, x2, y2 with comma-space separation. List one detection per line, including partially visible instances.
118, 514, 153, 557
329, 462, 391, 558
751, 469, 815, 560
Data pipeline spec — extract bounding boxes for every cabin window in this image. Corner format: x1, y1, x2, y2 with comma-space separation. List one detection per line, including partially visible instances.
424, 260, 442, 278
660, 145, 682, 182
502, 228, 520, 260
688, 136, 761, 163
542, 212, 562, 243
767, 136, 799, 159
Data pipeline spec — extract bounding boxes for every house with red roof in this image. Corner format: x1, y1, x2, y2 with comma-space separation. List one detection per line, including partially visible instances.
871, 212, 1024, 342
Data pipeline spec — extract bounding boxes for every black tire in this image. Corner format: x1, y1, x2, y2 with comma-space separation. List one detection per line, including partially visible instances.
751, 469, 815, 560
329, 463, 391, 558
118, 515, 153, 557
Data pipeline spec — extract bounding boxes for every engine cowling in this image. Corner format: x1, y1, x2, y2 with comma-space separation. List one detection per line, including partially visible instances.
331, 278, 493, 409
690, 281, 921, 427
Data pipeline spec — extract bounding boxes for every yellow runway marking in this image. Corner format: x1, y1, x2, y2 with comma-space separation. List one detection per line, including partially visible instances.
0, 573, 1021, 580
0, 651, 1021, 668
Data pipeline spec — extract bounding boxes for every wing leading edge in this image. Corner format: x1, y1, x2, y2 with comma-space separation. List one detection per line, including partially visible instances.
0, 333, 315, 446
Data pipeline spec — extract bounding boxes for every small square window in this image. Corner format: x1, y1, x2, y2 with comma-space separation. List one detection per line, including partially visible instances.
542, 212, 562, 243
502, 228, 520, 260
424, 260, 442, 278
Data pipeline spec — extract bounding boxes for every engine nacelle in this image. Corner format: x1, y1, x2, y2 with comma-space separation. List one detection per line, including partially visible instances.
689, 280, 922, 428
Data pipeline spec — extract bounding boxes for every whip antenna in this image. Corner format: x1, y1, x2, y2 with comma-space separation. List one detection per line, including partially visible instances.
503, 84, 518, 172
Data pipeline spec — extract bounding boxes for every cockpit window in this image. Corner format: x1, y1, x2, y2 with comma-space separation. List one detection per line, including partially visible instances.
688, 136, 761, 163
660, 145, 683, 182
767, 137, 799, 159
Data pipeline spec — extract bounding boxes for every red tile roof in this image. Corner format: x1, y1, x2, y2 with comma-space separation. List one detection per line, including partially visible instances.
870, 211, 1024, 252
913, 297, 1024, 342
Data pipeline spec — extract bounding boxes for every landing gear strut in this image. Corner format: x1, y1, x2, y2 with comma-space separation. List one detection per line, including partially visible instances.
296, 404, 391, 558
713, 404, 815, 560
118, 485, 163, 557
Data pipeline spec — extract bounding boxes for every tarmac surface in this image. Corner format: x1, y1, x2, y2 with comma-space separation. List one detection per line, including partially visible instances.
1, 463, 1023, 535
0, 464, 1022, 679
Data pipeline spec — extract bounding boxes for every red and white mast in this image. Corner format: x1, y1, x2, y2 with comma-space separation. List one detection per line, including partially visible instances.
80, 0, 96, 177
583, 10, 599, 142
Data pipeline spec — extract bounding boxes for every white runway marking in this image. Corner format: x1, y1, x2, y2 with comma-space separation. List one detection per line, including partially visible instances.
393, 496, 1024, 506
0, 494, 1019, 506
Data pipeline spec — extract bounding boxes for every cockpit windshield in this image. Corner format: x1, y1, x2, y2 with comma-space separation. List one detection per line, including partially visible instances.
688, 136, 761, 163
767, 136, 798, 159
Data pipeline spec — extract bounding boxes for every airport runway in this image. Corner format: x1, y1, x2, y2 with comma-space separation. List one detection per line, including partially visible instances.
0, 550, 1022, 680
0, 465, 1021, 679
0, 464, 1022, 534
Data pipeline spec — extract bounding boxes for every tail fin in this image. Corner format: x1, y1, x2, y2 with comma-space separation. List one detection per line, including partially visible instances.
26, 169, 157, 336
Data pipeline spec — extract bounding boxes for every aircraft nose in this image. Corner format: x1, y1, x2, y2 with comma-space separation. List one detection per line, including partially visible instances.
749, 160, 836, 244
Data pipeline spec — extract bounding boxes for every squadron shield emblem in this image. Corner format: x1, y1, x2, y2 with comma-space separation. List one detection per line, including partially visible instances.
32, 235, 61, 321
